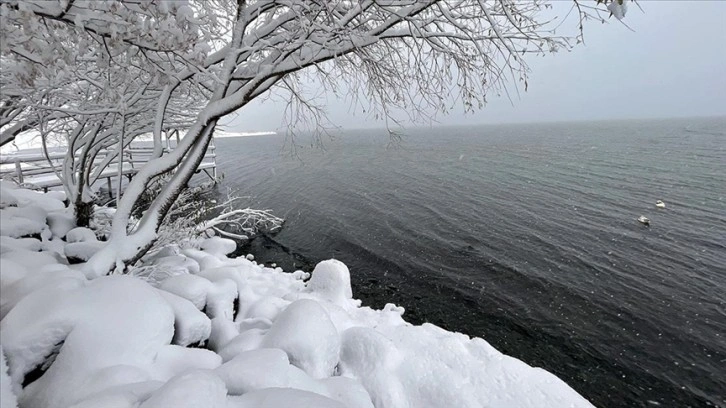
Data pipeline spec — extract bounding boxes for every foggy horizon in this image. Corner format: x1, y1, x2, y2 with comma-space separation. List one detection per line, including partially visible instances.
220, 113, 726, 134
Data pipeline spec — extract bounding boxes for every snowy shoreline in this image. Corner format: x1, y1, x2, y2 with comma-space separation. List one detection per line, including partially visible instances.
0, 181, 594, 408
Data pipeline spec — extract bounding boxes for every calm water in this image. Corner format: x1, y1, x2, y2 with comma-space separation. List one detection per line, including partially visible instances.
213, 117, 726, 407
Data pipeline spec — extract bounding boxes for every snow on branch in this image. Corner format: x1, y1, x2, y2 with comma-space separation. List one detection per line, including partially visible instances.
1, 0, 633, 273
138, 179, 284, 255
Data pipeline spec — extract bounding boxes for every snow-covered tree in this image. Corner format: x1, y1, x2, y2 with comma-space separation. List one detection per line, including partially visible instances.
0, 0, 631, 275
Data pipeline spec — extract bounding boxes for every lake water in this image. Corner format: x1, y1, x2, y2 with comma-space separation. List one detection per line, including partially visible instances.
213, 117, 725, 407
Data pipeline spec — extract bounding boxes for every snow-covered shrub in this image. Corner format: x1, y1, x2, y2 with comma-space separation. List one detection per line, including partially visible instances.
132, 178, 283, 260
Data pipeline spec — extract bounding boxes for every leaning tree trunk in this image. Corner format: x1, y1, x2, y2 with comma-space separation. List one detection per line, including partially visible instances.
82, 119, 219, 277
122, 120, 218, 267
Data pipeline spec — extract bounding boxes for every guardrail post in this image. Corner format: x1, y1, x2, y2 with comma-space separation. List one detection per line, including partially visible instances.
15, 161, 23, 184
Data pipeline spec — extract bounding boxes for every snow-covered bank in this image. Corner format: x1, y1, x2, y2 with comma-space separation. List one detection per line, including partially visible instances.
0, 182, 594, 408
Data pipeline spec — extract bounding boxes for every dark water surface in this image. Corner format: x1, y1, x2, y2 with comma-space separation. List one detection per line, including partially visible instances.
214, 117, 726, 407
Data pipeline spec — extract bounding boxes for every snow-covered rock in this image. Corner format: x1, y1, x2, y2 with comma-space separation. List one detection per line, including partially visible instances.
8, 189, 64, 212
0, 346, 19, 408
0, 236, 43, 253
0, 259, 27, 289
3, 205, 48, 225
159, 274, 212, 310
0, 267, 86, 319
308, 259, 353, 305
207, 317, 239, 352
151, 255, 200, 274
148, 346, 221, 382
215, 348, 324, 395
321, 376, 375, 408
200, 237, 237, 258
140, 371, 226, 408
64, 241, 106, 262
243, 296, 289, 322
1, 249, 62, 270
157, 291, 211, 347
1, 276, 175, 408
339, 326, 407, 408
0, 187, 19, 208
218, 328, 266, 362
227, 387, 345, 408
261, 299, 340, 379
65, 227, 97, 243
196, 266, 246, 294
66, 381, 162, 408
0, 212, 46, 238
46, 211, 75, 238
204, 279, 238, 320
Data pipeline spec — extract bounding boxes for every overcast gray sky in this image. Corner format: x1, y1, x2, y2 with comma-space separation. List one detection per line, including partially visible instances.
226, 1, 726, 132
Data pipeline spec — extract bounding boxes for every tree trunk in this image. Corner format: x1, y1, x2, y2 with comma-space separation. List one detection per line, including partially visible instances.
74, 198, 94, 228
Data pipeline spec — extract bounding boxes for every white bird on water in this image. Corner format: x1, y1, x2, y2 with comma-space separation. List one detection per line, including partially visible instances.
638, 215, 650, 226
656, 200, 666, 208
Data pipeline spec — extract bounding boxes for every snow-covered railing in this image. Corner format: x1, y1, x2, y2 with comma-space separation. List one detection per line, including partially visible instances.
0, 140, 218, 194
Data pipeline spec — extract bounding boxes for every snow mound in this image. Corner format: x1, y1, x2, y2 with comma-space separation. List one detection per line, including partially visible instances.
261, 299, 340, 379
1, 236, 43, 253
44, 191, 66, 203
0, 268, 86, 320
0, 259, 27, 289
148, 346, 221, 382
243, 296, 288, 321
0, 213, 46, 238
308, 259, 353, 305
0, 187, 19, 208
204, 279, 238, 320
1, 249, 61, 270
215, 348, 324, 395
341, 323, 595, 408
207, 317, 239, 352
2, 206, 48, 228
339, 326, 407, 408
65, 381, 162, 408
64, 241, 106, 262
151, 255, 201, 274
0, 276, 175, 408
227, 387, 345, 408
65, 227, 97, 243
200, 237, 236, 258
157, 291, 211, 347
8, 189, 64, 212
140, 371, 226, 408
46, 211, 75, 238
0, 346, 18, 408
159, 274, 212, 310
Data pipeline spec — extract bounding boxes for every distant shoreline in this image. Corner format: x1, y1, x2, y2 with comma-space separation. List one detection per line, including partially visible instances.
214, 130, 277, 138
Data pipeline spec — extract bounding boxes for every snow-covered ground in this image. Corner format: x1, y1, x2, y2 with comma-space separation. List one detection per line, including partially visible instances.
0, 181, 594, 408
